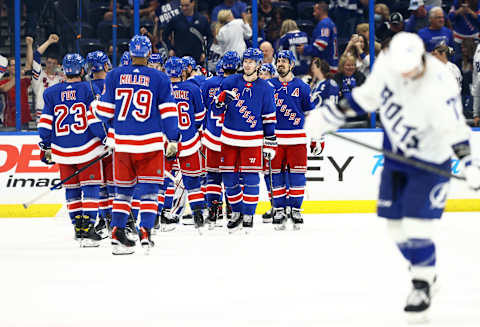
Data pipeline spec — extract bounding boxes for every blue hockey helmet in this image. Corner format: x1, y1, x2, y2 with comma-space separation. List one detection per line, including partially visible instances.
129, 34, 152, 58
164, 56, 184, 77
216, 59, 224, 77
182, 56, 196, 69
275, 49, 295, 65
62, 53, 85, 76
259, 63, 276, 75
148, 53, 165, 65
86, 50, 111, 72
120, 51, 131, 66
222, 51, 241, 70
242, 47, 263, 63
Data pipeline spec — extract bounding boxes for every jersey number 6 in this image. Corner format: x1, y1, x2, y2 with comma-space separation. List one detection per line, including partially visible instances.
116, 88, 152, 122
177, 101, 191, 129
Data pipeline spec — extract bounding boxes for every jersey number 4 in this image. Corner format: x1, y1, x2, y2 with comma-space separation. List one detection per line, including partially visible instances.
116, 88, 152, 122
54, 103, 87, 136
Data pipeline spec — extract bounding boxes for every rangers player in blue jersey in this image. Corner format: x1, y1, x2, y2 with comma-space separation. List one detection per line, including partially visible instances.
266, 50, 314, 230
214, 47, 277, 233
201, 51, 241, 228
307, 32, 480, 320
39, 53, 107, 247
95, 35, 180, 255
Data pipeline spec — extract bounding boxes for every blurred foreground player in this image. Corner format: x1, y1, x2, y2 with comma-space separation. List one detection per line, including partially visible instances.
95, 35, 180, 255
306, 32, 480, 321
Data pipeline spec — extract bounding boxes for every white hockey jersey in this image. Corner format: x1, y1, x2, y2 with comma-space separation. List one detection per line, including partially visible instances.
471, 43, 480, 117
350, 51, 470, 164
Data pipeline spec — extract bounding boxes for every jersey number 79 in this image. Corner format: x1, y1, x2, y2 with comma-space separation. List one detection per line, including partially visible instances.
116, 88, 152, 122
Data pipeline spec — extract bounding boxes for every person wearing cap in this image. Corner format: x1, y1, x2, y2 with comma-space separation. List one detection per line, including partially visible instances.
432, 43, 462, 87
418, 6, 454, 53
377, 11, 405, 42
405, 0, 430, 33
306, 31, 480, 320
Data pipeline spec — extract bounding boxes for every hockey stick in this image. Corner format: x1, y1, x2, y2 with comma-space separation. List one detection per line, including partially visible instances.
189, 27, 207, 66
267, 154, 275, 209
327, 132, 465, 181
23, 151, 111, 208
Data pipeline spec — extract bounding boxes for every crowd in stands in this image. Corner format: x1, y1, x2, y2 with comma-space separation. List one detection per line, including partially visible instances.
0, 0, 479, 130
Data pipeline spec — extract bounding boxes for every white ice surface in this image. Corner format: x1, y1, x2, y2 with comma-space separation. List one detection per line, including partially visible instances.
1, 212, 479, 327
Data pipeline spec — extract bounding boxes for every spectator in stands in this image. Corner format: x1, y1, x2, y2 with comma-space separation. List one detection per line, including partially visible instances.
164, 0, 212, 64
211, 0, 247, 22
216, 9, 251, 56
448, 0, 480, 46
432, 43, 462, 87
278, 19, 310, 76
356, 23, 370, 41
342, 33, 371, 76
104, 0, 158, 23
310, 58, 339, 107
156, 0, 181, 28
405, 0, 430, 33
0, 37, 33, 129
333, 0, 359, 44
418, 6, 454, 52
333, 53, 365, 100
374, 3, 391, 36
260, 41, 275, 64
296, 1, 339, 73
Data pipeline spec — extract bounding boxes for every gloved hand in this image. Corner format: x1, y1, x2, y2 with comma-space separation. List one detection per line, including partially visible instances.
0, 55, 7, 79
305, 102, 346, 140
102, 137, 114, 156
462, 156, 480, 191
215, 90, 237, 109
39, 142, 54, 165
166, 141, 178, 160
310, 136, 325, 156
263, 135, 277, 160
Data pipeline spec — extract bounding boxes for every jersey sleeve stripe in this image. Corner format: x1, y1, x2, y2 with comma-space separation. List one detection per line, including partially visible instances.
96, 101, 115, 117
314, 40, 327, 51
195, 110, 206, 121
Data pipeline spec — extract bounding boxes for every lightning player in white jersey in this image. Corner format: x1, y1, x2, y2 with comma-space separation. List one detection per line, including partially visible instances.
215, 47, 277, 232
472, 42, 480, 126
38, 53, 106, 247
266, 50, 314, 230
95, 35, 180, 255
307, 32, 480, 320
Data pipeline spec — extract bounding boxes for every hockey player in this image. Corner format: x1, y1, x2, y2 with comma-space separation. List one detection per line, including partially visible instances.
95, 35, 180, 255
38, 53, 106, 247
266, 50, 314, 230
31, 34, 64, 122
215, 47, 277, 233
201, 51, 241, 228
182, 56, 206, 87
306, 32, 480, 320
147, 52, 167, 71
164, 56, 207, 232
259, 63, 276, 80
473, 41, 480, 126
86, 50, 113, 238
120, 51, 132, 66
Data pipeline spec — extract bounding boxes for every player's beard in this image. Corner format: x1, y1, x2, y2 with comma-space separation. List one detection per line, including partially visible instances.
277, 66, 290, 78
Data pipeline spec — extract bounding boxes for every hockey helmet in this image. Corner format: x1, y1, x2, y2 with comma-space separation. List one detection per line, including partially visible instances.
388, 32, 425, 75
164, 56, 184, 77
222, 51, 241, 70
120, 51, 131, 66
148, 53, 165, 65
216, 59, 224, 77
242, 47, 263, 63
182, 56, 196, 69
129, 34, 152, 58
259, 63, 276, 75
275, 50, 295, 65
62, 53, 85, 76
86, 50, 112, 72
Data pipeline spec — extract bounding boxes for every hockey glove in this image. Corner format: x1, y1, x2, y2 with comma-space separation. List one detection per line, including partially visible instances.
461, 156, 480, 191
166, 141, 178, 160
215, 90, 237, 109
310, 136, 325, 156
304, 102, 345, 139
263, 136, 277, 160
39, 142, 54, 165
0, 55, 7, 79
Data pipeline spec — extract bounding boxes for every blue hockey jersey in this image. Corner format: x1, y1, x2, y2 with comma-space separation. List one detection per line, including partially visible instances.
278, 30, 310, 76
90, 78, 105, 99
218, 74, 276, 147
39, 81, 107, 164
171, 80, 205, 157
200, 75, 224, 151
311, 78, 339, 107
303, 17, 339, 72
448, 1, 480, 42
95, 65, 179, 153
268, 77, 314, 145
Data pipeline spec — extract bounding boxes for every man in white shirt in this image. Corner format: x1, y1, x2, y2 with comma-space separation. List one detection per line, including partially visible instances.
216, 9, 252, 56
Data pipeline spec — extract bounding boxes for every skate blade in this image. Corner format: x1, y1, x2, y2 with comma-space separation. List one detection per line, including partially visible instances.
244, 227, 252, 235
141, 243, 153, 255
292, 223, 302, 231
274, 224, 286, 231
196, 227, 204, 235
112, 244, 135, 255
207, 221, 216, 230
263, 218, 273, 223
161, 225, 176, 232
182, 221, 194, 226
405, 310, 430, 324
228, 225, 242, 234
80, 239, 101, 248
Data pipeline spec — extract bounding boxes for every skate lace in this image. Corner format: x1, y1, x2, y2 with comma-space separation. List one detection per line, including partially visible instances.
406, 289, 430, 306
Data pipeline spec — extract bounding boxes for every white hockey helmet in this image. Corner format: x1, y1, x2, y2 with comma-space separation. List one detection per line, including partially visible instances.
388, 32, 425, 75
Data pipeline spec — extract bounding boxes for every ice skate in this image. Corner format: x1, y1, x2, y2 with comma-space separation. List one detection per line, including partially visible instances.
182, 213, 194, 225
206, 202, 220, 230
272, 208, 287, 231
242, 214, 254, 234
227, 212, 243, 234
94, 217, 109, 239
262, 208, 272, 223
216, 202, 225, 227
74, 215, 83, 241
290, 208, 304, 230
152, 214, 160, 235
111, 227, 135, 255
193, 208, 205, 234
139, 227, 154, 255
404, 279, 434, 323
160, 209, 177, 232
125, 213, 138, 241
81, 221, 102, 248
